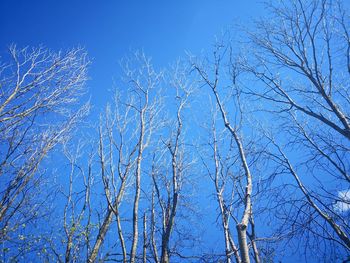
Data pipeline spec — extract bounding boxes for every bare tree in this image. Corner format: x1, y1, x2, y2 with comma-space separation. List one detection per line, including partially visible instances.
191, 41, 261, 263
244, 0, 350, 140
237, 0, 350, 259
62, 143, 92, 263
87, 51, 163, 263
0, 45, 89, 260
88, 96, 138, 263
202, 107, 242, 263
42, 141, 93, 263
148, 63, 194, 263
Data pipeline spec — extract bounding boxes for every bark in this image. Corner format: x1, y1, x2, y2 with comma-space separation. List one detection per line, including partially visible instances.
151, 190, 160, 263
248, 216, 260, 263
88, 209, 114, 263
130, 105, 147, 263
143, 213, 147, 263
237, 224, 250, 263
212, 127, 241, 263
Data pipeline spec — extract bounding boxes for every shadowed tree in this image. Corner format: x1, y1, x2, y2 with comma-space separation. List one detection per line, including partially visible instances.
238, 0, 350, 260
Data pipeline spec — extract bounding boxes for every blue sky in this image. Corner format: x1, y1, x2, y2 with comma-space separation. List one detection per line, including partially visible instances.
2, 1, 350, 262
0, 0, 263, 109
0, 1, 296, 261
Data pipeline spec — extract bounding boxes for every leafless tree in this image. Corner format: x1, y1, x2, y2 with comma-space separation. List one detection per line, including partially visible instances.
0, 45, 89, 260
191, 41, 262, 263
87, 51, 163, 263
42, 141, 93, 263
62, 143, 92, 263
237, 0, 350, 259
5, 2, 349, 260
203, 109, 242, 263
148, 62, 194, 263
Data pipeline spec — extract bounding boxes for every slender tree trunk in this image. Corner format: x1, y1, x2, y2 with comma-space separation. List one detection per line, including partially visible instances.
116, 207, 127, 263
249, 216, 260, 263
151, 190, 160, 263
130, 108, 146, 263
143, 213, 147, 263
65, 235, 72, 263
237, 224, 250, 263
213, 83, 253, 263
88, 209, 113, 263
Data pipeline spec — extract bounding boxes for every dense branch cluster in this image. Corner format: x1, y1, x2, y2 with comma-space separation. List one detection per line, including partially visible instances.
0, 1, 349, 262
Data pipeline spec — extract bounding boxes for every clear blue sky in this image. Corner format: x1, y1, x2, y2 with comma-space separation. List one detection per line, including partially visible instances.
0, 0, 272, 261
0, 0, 263, 109
2, 1, 350, 262
0, 0, 266, 259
